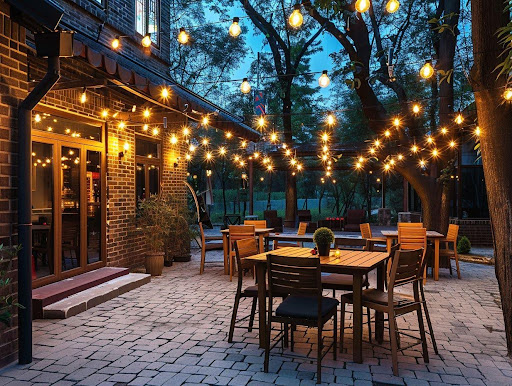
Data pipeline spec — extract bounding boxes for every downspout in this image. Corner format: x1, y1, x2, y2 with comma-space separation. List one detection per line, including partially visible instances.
18, 56, 60, 365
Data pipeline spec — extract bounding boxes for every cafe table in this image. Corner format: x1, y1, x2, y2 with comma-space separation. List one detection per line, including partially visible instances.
381, 230, 445, 280
244, 247, 389, 364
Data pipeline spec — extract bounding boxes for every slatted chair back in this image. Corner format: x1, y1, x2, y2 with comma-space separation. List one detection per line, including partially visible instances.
229, 225, 256, 243
398, 227, 427, 251
335, 237, 367, 250
360, 223, 372, 239
199, 222, 206, 244
244, 220, 267, 228
446, 224, 459, 242
297, 222, 308, 236
267, 255, 321, 299
388, 248, 424, 288
397, 222, 423, 228
234, 238, 259, 272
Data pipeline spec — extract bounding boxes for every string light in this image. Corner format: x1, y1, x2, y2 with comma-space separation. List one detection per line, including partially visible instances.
170, 135, 178, 145
141, 34, 152, 48
285, 149, 292, 156
241, 140, 247, 148
267, 164, 273, 171
229, 17, 241, 37
219, 146, 227, 155
503, 88, 512, 101
384, 130, 391, 137
374, 139, 380, 147
225, 131, 233, 139
474, 126, 481, 136
111, 36, 120, 50
426, 136, 434, 144
202, 138, 209, 146
189, 144, 196, 152
449, 140, 456, 148
34, 114, 42, 123
397, 154, 404, 160
118, 121, 126, 129
80, 88, 87, 104
270, 132, 278, 142
420, 60, 434, 79
143, 108, 150, 118
143, 124, 149, 131
432, 148, 439, 157
257, 115, 266, 129
419, 159, 426, 167
326, 113, 336, 126
355, 0, 371, 13
440, 127, 448, 134
358, 156, 365, 163
355, 162, 362, 169
455, 113, 464, 125
182, 127, 190, 136
161, 87, 170, 99
185, 153, 191, 160
412, 104, 420, 114
288, 4, 303, 28
177, 28, 189, 44
411, 144, 419, 153
240, 78, 251, 94
152, 127, 159, 136
263, 157, 270, 164
205, 152, 213, 161
318, 70, 330, 88
253, 152, 260, 159
385, 0, 400, 13
202, 116, 210, 127
322, 145, 328, 152
101, 109, 108, 118
393, 117, 400, 127
384, 163, 391, 171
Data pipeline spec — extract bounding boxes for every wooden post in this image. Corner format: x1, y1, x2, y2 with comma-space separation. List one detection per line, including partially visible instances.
249, 158, 254, 215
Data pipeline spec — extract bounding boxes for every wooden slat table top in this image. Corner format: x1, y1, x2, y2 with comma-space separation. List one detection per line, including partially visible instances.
267, 233, 363, 241
381, 230, 444, 238
220, 227, 274, 234
245, 247, 389, 271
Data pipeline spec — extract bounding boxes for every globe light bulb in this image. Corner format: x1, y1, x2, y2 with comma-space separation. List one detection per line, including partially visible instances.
504, 88, 512, 101
80, 90, 87, 104
257, 115, 266, 128
34, 114, 41, 123
420, 61, 434, 79
143, 108, 150, 118
177, 28, 189, 45
240, 78, 251, 94
111, 37, 120, 50
454, 113, 464, 125
355, 0, 371, 13
288, 5, 303, 28
229, 17, 241, 37
270, 132, 278, 142
385, 0, 400, 13
161, 87, 169, 99
225, 131, 233, 139
141, 34, 152, 48
170, 135, 178, 145
318, 70, 331, 88
412, 104, 420, 114
326, 114, 336, 126
202, 116, 209, 126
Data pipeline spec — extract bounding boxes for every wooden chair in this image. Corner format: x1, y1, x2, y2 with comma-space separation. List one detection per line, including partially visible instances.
397, 222, 423, 228
228, 238, 264, 342
439, 224, 461, 279
274, 222, 308, 249
244, 219, 267, 228
360, 223, 387, 252
264, 255, 338, 384
228, 225, 255, 281
398, 227, 427, 251
199, 222, 223, 275
340, 248, 430, 376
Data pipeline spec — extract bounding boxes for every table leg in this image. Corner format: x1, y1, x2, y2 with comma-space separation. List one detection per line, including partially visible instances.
386, 237, 392, 254
434, 238, 440, 281
256, 263, 266, 348
375, 263, 384, 344
222, 233, 228, 275
258, 234, 265, 253
353, 272, 363, 363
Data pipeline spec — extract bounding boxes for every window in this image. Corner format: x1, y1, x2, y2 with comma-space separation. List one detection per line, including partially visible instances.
135, 0, 160, 45
135, 137, 161, 203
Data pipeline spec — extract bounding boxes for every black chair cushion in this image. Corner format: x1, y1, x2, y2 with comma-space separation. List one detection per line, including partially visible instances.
276, 295, 339, 319
321, 273, 369, 289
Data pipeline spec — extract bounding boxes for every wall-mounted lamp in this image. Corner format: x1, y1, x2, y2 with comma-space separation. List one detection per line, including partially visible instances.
119, 142, 129, 158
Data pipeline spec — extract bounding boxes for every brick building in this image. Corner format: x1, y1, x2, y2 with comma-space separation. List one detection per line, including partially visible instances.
0, 0, 258, 366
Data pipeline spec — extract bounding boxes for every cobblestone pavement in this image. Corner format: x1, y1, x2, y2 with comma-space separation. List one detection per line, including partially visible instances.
1, 249, 511, 385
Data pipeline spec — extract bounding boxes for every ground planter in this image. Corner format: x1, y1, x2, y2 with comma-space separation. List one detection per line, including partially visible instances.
145, 251, 165, 276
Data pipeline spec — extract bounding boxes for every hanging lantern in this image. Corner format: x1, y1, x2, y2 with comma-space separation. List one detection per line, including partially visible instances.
385, 0, 400, 13
420, 60, 434, 79
355, 0, 371, 13
177, 28, 189, 45
288, 4, 303, 28
318, 70, 331, 88
141, 34, 152, 48
229, 17, 242, 37
240, 78, 251, 94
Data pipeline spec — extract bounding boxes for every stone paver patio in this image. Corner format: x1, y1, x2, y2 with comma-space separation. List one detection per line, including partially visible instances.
1, 248, 511, 385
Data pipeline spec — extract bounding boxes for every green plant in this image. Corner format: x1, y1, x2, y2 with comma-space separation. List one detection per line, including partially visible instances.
0, 245, 23, 326
457, 236, 471, 254
313, 227, 335, 246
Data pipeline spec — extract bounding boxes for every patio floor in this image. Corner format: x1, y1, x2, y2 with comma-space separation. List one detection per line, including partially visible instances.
1, 249, 510, 385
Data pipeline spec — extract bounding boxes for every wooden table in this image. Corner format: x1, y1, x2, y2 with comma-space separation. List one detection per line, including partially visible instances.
267, 233, 367, 246
220, 227, 274, 274
381, 230, 445, 280
245, 247, 389, 363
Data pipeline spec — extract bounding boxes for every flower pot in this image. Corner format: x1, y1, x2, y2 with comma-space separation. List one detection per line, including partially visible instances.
145, 251, 165, 276
316, 243, 331, 257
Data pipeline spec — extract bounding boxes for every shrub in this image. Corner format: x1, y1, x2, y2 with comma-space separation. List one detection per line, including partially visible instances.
457, 236, 471, 254
313, 227, 335, 245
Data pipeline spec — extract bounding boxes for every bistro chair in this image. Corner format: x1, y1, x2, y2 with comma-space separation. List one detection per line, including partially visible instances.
274, 222, 308, 249
244, 219, 267, 228
398, 226, 427, 281
264, 255, 338, 384
360, 223, 387, 252
397, 222, 423, 228
439, 224, 461, 279
228, 225, 256, 281
340, 248, 431, 376
199, 222, 223, 275
228, 238, 264, 343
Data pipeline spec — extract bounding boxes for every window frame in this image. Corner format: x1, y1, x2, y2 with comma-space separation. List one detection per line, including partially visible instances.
135, 135, 163, 203
135, 0, 161, 47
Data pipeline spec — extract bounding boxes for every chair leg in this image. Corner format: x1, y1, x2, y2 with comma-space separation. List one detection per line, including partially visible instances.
454, 250, 461, 279
366, 307, 372, 344
388, 309, 399, 376
264, 319, 271, 373
284, 323, 289, 348
420, 286, 439, 355
340, 298, 346, 351
290, 323, 295, 352
317, 323, 322, 384
200, 247, 206, 275
416, 305, 430, 364
333, 311, 337, 360
248, 297, 257, 332
228, 294, 241, 343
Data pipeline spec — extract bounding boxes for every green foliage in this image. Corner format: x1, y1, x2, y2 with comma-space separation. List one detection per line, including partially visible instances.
457, 236, 471, 254
0, 245, 23, 326
313, 227, 335, 245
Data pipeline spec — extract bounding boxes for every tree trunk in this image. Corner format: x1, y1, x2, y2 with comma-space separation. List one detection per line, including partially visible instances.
471, 0, 512, 356
283, 93, 297, 227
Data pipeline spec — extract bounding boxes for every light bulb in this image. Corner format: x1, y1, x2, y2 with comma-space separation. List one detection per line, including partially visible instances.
455, 113, 464, 125
111, 37, 120, 50
393, 117, 400, 127
384, 130, 391, 137
123, 142, 129, 151
80, 90, 87, 104
143, 124, 149, 131
161, 87, 169, 99
475, 126, 481, 136
143, 108, 150, 118
257, 115, 266, 128
322, 133, 329, 142
118, 121, 126, 129
152, 127, 159, 136
441, 127, 448, 134
412, 104, 420, 114
34, 114, 41, 123
326, 114, 336, 126
411, 145, 418, 153
318, 70, 330, 88
229, 17, 241, 37
101, 109, 108, 118
182, 127, 190, 136
355, 0, 371, 13
170, 135, 178, 145
288, 5, 303, 28
219, 146, 227, 155
202, 116, 209, 126
177, 28, 189, 44
141, 34, 152, 48
432, 149, 439, 157
385, 0, 400, 13
206, 152, 213, 161
202, 138, 209, 146
503, 88, 512, 101
420, 61, 434, 79
225, 131, 232, 139
241, 140, 247, 148
449, 140, 456, 148
270, 132, 278, 142
240, 78, 251, 94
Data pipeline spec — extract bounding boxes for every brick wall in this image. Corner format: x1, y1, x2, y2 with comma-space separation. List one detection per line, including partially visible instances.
0, 0, 27, 367
450, 218, 493, 247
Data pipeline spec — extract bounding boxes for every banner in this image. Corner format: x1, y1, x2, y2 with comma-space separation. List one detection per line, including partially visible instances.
254, 90, 266, 115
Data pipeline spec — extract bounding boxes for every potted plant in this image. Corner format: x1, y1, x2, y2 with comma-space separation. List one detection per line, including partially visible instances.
313, 227, 335, 256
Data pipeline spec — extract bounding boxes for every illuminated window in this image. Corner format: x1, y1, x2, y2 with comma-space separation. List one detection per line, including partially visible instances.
135, 0, 160, 45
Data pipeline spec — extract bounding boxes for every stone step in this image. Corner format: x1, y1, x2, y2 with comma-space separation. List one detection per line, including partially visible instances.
42, 273, 151, 319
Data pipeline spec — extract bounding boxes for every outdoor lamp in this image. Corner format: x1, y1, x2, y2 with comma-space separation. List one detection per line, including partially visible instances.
240, 78, 251, 94
318, 70, 331, 88
111, 36, 120, 50
229, 17, 241, 37
355, 0, 371, 13
288, 4, 303, 28
420, 60, 434, 79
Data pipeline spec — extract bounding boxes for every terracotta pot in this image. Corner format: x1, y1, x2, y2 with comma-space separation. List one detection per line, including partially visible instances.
316, 243, 331, 257
145, 251, 165, 276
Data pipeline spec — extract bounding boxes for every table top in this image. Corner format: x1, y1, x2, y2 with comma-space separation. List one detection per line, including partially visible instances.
220, 227, 274, 234
268, 233, 362, 241
245, 247, 389, 272
381, 230, 444, 238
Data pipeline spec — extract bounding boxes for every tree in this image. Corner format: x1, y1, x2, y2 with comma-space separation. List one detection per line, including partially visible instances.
470, 0, 512, 356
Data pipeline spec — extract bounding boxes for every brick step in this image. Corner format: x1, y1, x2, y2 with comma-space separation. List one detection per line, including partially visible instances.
42, 273, 151, 319
33, 267, 130, 318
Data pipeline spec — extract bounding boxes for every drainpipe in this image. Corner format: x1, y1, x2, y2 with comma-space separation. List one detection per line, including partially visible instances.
18, 56, 60, 365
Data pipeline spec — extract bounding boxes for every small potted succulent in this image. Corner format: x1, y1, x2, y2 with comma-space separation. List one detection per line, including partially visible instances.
313, 227, 335, 256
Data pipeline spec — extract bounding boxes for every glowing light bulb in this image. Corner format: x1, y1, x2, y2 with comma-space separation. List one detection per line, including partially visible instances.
219, 146, 227, 155
426, 136, 434, 144
358, 157, 364, 163
170, 135, 178, 145
270, 132, 278, 142
34, 114, 41, 123
118, 121, 126, 129
322, 145, 328, 152
80, 90, 87, 104
177, 28, 189, 44
143, 108, 150, 118
322, 133, 329, 142
386, 0, 400, 13
182, 127, 190, 136
241, 140, 247, 148
322, 154, 328, 161
288, 5, 303, 28
225, 131, 233, 139
397, 154, 404, 160
152, 127, 159, 136
185, 153, 191, 161
141, 34, 152, 48
253, 152, 260, 159
411, 145, 418, 153
412, 104, 420, 114
285, 149, 291, 156
326, 114, 336, 126
326, 171, 331, 177
369, 148, 376, 155
229, 17, 241, 37
503, 88, 512, 101
297, 164, 302, 171
374, 139, 380, 147
449, 140, 456, 148
202, 116, 209, 126
393, 117, 400, 127
161, 87, 169, 99
318, 70, 330, 88
267, 164, 273, 171
355, 162, 362, 169
384, 130, 391, 137
206, 152, 213, 161
432, 149, 439, 157
202, 138, 209, 146
123, 142, 129, 151
419, 159, 426, 167
234, 155, 240, 162
143, 124, 149, 131
111, 37, 120, 50
189, 144, 196, 152
384, 164, 391, 171
420, 61, 434, 79
240, 78, 251, 94
355, 0, 371, 13
455, 113, 464, 125
390, 159, 395, 165
441, 127, 448, 134
257, 115, 266, 128
290, 158, 297, 166
475, 126, 481, 136
101, 109, 108, 118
